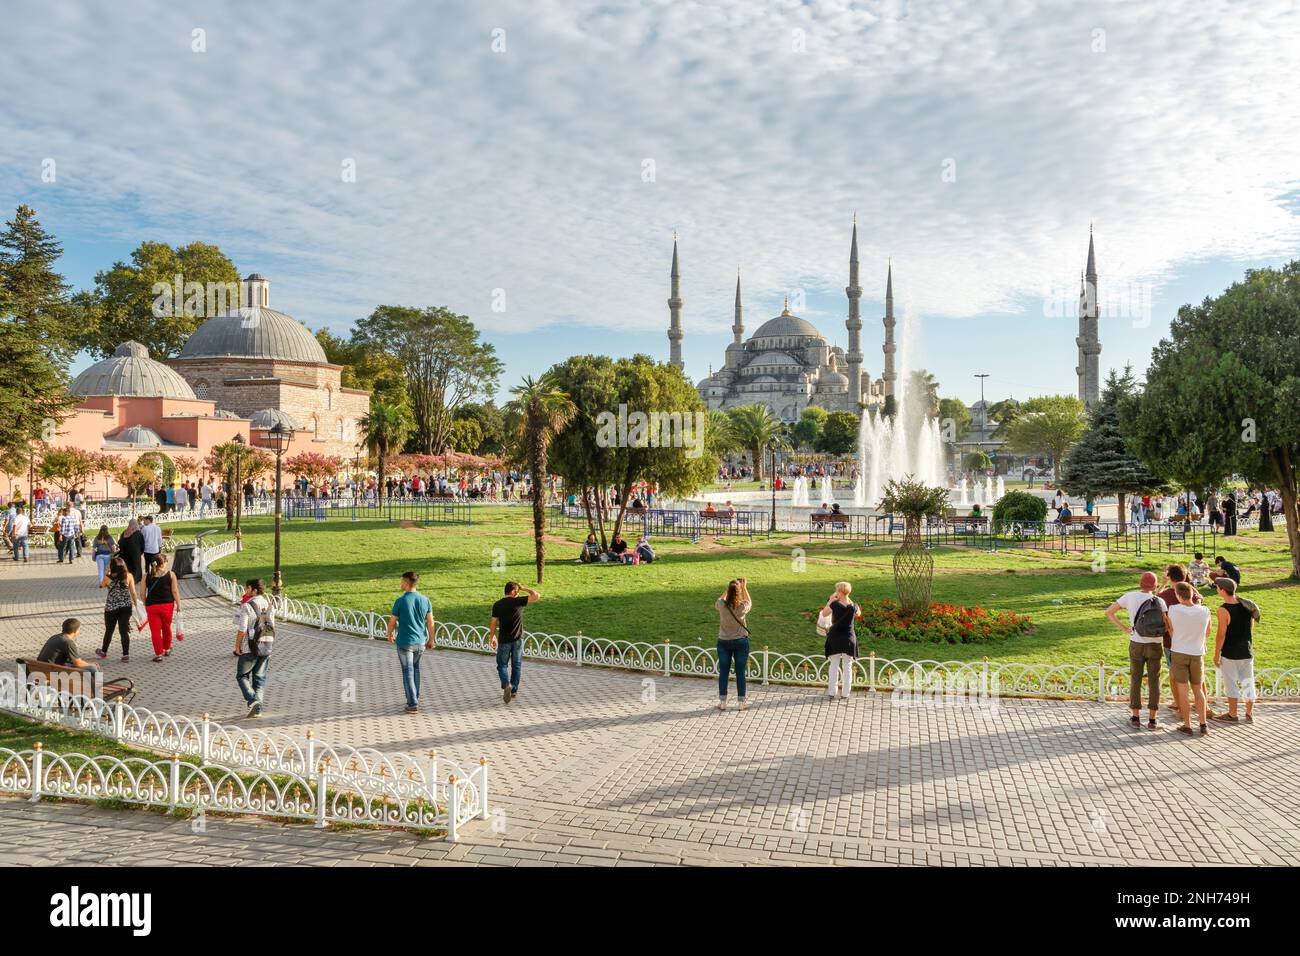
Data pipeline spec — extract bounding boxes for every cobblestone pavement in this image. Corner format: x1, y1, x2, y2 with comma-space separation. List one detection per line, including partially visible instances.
1, 557, 1297, 866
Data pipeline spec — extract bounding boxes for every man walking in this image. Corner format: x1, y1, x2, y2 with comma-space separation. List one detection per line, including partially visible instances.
56, 506, 82, 564
140, 514, 163, 572
7, 503, 29, 562
386, 570, 435, 713
489, 581, 540, 703
1105, 570, 1170, 729
199, 478, 214, 517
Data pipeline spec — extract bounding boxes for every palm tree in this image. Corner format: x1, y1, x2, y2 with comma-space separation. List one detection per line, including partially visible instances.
726, 404, 785, 481
358, 402, 411, 504
509, 374, 576, 584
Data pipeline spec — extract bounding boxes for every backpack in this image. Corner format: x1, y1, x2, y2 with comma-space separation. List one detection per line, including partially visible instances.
247, 597, 276, 657
1133, 596, 1166, 639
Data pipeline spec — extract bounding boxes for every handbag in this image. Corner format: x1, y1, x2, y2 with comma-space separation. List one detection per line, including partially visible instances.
131, 602, 147, 629
815, 608, 833, 637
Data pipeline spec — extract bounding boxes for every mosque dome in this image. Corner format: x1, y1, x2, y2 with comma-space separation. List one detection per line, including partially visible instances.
109, 425, 164, 447
178, 274, 328, 364
249, 408, 300, 431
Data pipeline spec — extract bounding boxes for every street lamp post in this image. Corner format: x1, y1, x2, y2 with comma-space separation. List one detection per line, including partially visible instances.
268, 423, 291, 596
232, 433, 245, 551
974, 373, 990, 459
768, 439, 778, 534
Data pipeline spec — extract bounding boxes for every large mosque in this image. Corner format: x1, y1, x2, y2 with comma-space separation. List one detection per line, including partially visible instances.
681, 224, 1103, 420
681, 223, 891, 422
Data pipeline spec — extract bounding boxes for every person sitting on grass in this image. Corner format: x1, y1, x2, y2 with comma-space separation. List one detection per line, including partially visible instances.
635, 534, 655, 564
1210, 555, 1241, 585
1189, 552, 1212, 588
578, 532, 602, 563
609, 533, 629, 560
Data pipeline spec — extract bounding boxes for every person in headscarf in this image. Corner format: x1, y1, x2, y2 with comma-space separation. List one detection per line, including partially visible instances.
117, 518, 145, 583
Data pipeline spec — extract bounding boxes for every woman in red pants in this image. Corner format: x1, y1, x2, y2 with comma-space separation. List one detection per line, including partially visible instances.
140, 553, 181, 662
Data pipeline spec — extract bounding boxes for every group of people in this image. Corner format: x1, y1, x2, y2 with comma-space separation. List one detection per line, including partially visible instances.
1105, 563, 1258, 735
578, 531, 655, 564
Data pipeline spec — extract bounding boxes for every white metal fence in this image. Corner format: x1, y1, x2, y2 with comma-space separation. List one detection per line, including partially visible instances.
0, 673, 488, 839
193, 534, 1300, 702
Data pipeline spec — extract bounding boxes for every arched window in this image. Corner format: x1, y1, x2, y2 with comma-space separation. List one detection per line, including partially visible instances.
194, 380, 210, 400
326, 386, 333, 410
336, 419, 345, 440
310, 415, 319, 436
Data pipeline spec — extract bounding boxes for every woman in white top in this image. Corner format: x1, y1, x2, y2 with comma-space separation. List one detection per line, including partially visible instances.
1166, 581, 1212, 736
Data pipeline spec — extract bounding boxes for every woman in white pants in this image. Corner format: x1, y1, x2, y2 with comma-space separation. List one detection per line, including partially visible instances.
823, 581, 863, 699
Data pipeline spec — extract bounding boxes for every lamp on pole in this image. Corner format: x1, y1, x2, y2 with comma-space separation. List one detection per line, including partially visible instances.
232, 433, 245, 551
268, 422, 292, 596
768, 438, 778, 534
974, 373, 990, 456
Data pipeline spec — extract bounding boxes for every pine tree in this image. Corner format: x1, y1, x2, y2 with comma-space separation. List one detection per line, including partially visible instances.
1059, 367, 1165, 532
0, 204, 75, 357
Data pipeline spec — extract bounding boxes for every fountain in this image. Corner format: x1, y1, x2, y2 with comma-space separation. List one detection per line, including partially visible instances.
957, 477, 969, 506
854, 304, 948, 508
995, 475, 1005, 501
790, 474, 810, 507
819, 474, 836, 507
984, 475, 994, 505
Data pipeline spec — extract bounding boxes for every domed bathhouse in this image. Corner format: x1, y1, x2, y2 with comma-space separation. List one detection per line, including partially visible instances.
168, 273, 370, 457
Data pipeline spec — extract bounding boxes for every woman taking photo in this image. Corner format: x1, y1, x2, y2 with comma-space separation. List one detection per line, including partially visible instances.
92, 524, 115, 581
95, 556, 136, 662
823, 581, 863, 699
714, 578, 752, 711
140, 553, 181, 662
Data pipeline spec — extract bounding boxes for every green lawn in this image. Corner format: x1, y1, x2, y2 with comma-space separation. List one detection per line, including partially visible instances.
210, 508, 1300, 668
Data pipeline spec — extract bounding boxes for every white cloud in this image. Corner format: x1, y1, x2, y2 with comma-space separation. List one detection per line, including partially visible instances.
2, 0, 1299, 358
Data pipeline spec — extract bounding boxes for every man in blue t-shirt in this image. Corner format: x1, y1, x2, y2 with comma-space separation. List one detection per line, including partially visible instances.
386, 570, 435, 713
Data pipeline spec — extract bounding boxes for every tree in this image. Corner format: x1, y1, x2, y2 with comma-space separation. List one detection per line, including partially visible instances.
1059, 369, 1166, 533
879, 477, 949, 617
937, 397, 972, 443
76, 241, 240, 358
36, 447, 107, 497
204, 442, 272, 528
103, 455, 158, 507
0, 321, 75, 465
510, 374, 576, 584
791, 405, 828, 450
0, 204, 77, 357
727, 404, 785, 480
1124, 262, 1300, 578
351, 305, 502, 454
454, 401, 506, 455
963, 450, 993, 471
907, 369, 940, 417
358, 401, 411, 503
284, 452, 344, 488
448, 418, 484, 454
171, 455, 200, 483
706, 408, 739, 458
985, 398, 1022, 439
816, 410, 860, 455
315, 327, 411, 413
1001, 395, 1087, 480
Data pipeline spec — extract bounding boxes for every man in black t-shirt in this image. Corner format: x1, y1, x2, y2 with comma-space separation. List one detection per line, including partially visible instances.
35, 619, 100, 696
489, 581, 540, 703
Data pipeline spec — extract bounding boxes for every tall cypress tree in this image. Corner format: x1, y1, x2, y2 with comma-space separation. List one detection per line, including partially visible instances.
0, 204, 75, 358
1059, 367, 1166, 533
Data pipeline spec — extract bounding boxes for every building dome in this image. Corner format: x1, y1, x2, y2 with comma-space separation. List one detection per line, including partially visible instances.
109, 425, 163, 447
178, 276, 327, 364
751, 313, 823, 340
70, 342, 199, 400
749, 351, 800, 367
816, 371, 849, 390
249, 408, 300, 431
211, 409, 241, 419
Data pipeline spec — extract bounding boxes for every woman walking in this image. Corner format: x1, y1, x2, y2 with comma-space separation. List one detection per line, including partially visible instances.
140, 554, 181, 662
95, 556, 135, 662
714, 578, 752, 711
91, 524, 115, 581
117, 518, 145, 583
823, 581, 863, 699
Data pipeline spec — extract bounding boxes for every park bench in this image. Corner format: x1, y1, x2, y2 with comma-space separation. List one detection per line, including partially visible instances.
15, 657, 136, 705
811, 513, 850, 529
161, 527, 174, 551
948, 515, 989, 532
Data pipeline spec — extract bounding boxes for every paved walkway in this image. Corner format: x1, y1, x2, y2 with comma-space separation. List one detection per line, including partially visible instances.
1, 557, 1297, 866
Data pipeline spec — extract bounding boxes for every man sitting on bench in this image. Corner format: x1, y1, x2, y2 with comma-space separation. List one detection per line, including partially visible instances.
38, 618, 100, 675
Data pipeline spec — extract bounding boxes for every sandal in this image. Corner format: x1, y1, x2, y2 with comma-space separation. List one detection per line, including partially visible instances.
1244, 713, 1254, 723
1199, 724, 1209, 736
1176, 725, 1193, 736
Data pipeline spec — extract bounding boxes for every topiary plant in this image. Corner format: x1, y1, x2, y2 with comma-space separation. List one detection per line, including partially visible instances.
991, 489, 1047, 529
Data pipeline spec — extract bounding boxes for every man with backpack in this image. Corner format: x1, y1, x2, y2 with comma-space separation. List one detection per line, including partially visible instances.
233, 577, 275, 718
1105, 570, 1171, 729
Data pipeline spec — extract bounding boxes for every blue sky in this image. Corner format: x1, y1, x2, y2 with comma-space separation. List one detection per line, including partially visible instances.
3, 0, 1299, 404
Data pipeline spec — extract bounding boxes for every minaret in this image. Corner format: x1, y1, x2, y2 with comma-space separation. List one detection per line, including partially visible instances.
882, 260, 897, 401
1076, 227, 1101, 408
667, 234, 684, 370
732, 270, 744, 345
845, 217, 864, 407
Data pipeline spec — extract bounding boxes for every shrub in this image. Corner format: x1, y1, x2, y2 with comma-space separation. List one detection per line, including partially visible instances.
991, 489, 1047, 527
855, 599, 1034, 645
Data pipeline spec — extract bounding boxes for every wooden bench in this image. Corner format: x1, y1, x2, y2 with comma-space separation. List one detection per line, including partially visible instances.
811, 514, 850, 529
161, 527, 174, 551
15, 657, 136, 705
949, 515, 989, 532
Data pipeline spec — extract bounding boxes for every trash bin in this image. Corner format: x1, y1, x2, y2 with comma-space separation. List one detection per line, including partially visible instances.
173, 543, 198, 578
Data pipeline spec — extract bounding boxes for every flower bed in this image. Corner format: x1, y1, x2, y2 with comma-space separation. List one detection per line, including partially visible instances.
856, 599, 1034, 644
